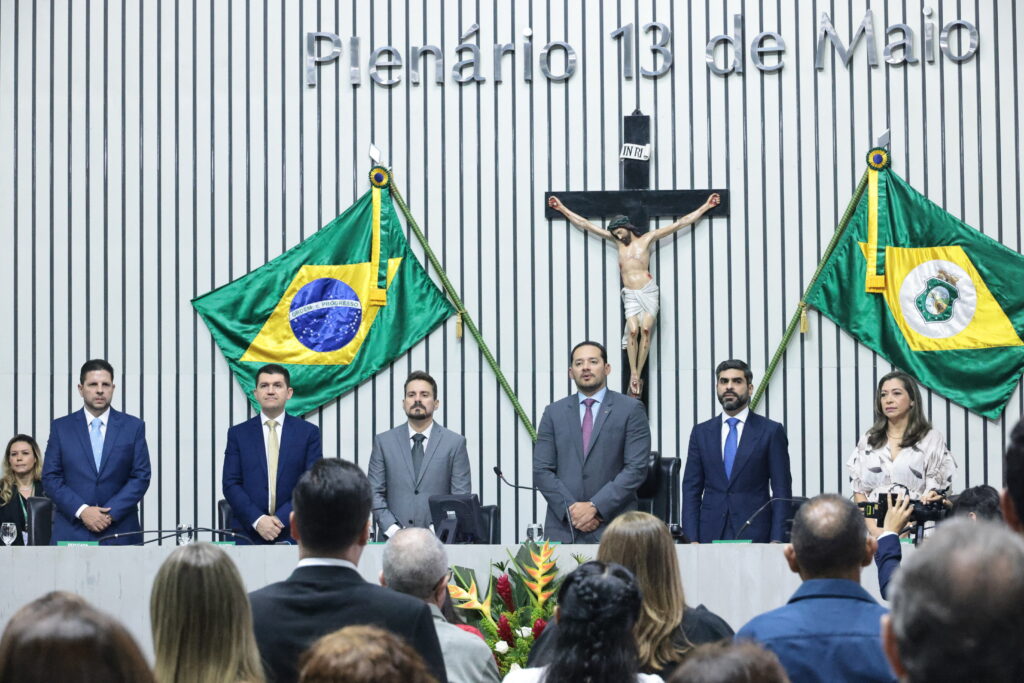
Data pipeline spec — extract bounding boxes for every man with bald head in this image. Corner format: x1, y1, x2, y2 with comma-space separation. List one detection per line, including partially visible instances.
381, 528, 500, 683
881, 519, 1024, 683
737, 494, 896, 683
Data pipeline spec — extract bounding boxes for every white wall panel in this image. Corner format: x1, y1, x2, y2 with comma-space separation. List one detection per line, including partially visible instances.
1, 0, 1021, 545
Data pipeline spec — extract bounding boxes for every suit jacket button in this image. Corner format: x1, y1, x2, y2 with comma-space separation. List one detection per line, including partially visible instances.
414, 489, 419, 495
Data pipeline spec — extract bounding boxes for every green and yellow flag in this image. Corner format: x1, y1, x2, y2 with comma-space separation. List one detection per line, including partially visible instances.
805, 149, 1024, 419
192, 167, 454, 415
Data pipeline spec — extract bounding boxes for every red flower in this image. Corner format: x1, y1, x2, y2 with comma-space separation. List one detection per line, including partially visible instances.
532, 618, 547, 640
497, 614, 515, 647
496, 573, 516, 612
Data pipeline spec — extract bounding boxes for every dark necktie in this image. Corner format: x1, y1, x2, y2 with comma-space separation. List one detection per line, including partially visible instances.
582, 398, 596, 454
412, 433, 426, 478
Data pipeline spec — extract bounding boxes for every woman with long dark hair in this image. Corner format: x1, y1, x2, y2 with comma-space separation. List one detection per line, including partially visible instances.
504, 561, 663, 683
848, 370, 956, 508
0, 434, 45, 545
528, 512, 731, 678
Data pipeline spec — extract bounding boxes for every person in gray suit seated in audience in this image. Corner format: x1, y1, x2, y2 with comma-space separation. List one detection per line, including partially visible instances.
381, 528, 500, 683
533, 341, 651, 543
368, 371, 472, 538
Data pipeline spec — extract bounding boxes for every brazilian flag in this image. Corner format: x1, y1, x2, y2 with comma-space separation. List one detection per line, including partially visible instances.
805, 149, 1024, 419
192, 167, 454, 416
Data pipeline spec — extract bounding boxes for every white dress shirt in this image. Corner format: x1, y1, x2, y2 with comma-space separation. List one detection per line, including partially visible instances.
76, 408, 112, 519
720, 407, 750, 460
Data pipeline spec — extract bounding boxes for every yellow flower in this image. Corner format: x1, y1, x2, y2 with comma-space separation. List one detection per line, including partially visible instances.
448, 578, 496, 627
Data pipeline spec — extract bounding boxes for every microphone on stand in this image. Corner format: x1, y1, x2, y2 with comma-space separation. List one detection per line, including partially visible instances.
493, 467, 576, 544
734, 497, 809, 541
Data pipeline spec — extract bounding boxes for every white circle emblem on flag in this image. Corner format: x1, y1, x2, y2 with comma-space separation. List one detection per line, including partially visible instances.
898, 259, 976, 338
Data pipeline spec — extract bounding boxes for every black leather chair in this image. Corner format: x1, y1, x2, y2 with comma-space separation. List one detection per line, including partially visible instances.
217, 498, 239, 543
636, 451, 681, 526
25, 496, 54, 546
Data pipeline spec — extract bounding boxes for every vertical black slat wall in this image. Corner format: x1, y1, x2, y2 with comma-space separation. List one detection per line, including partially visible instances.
0, 0, 1020, 545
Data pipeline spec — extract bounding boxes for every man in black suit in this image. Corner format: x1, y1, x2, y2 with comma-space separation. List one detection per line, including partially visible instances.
682, 359, 792, 543
249, 458, 447, 683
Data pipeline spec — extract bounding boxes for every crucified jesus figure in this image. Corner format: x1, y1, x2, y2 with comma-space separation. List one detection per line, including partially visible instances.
547, 193, 721, 398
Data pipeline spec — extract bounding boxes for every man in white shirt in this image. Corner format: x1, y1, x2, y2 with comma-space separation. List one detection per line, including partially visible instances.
382, 528, 500, 683
682, 359, 792, 543
368, 371, 472, 538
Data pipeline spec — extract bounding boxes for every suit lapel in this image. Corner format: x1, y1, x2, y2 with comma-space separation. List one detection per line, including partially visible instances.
248, 416, 270, 493
416, 424, 444, 487
97, 409, 123, 477
584, 393, 614, 459
392, 426, 417, 484
728, 413, 762, 484
277, 414, 301, 479
706, 418, 729, 485
566, 398, 585, 463
73, 409, 98, 476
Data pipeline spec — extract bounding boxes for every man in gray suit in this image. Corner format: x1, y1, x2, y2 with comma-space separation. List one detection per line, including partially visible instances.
381, 528, 501, 683
533, 341, 651, 543
368, 371, 473, 538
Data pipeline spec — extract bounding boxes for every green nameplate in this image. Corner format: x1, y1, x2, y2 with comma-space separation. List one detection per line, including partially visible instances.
711, 539, 754, 544
900, 537, 915, 544
57, 541, 100, 546
212, 541, 236, 546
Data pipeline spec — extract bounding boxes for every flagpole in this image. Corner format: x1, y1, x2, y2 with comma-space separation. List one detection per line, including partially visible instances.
750, 168, 869, 411
388, 179, 539, 443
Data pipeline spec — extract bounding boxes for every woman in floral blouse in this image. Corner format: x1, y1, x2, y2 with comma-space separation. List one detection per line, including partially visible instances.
848, 370, 956, 509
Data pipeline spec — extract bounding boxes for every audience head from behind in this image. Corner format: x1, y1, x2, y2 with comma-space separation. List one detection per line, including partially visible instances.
1001, 417, 1024, 533
381, 528, 449, 605
150, 542, 265, 683
543, 561, 644, 683
597, 511, 690, 672
883, 518, 1024, 683
666, 641, 790, 683
786, 494, 875, 581
0, 591, 154, 683
950, 484, 1001, 521
291, 458, 373, 559
298, 624, 437, 683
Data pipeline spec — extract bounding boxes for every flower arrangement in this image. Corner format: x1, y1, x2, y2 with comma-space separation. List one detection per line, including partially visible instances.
448, 541, 568, 676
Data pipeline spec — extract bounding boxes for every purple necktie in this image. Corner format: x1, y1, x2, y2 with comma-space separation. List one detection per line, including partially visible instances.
582, 398, 596, 454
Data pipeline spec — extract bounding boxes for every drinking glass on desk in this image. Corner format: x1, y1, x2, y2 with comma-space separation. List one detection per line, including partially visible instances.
1, 522, 16, 546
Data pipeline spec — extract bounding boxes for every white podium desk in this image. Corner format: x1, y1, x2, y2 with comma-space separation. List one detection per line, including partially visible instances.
0, 542, 892, 659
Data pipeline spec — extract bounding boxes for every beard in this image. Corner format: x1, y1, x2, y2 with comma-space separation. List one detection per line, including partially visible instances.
717, 390, 749, 412
613, 232, 632, 245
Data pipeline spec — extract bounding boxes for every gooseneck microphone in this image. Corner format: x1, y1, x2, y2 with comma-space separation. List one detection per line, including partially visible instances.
734, 497, 809, 541
95, 527, 251, 545
493, 467, 576, 544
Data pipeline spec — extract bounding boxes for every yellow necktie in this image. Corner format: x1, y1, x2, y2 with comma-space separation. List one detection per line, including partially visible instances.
266, 419, 279, 513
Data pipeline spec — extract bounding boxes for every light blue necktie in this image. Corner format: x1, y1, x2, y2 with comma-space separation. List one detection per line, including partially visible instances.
90, 418, 104, 470
723, 417, 739, 479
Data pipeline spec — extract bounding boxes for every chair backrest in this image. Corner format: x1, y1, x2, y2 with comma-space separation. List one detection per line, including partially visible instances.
217, 499, 237, 543
26, 496, 53, 546
637, 452, 681, 526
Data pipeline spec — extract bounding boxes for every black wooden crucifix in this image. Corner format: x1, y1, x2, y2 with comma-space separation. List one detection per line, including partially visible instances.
545, 110, 729, 405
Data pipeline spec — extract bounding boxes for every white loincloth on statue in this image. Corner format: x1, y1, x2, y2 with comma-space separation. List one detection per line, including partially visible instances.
621, 280, 660, 349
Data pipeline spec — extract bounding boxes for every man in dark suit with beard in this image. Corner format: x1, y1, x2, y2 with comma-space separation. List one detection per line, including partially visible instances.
683, 359, 792, 543
249, 458, 447, 683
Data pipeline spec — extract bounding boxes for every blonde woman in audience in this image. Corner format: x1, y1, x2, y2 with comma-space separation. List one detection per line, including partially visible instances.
150, 542, 265, 683
529, 511, 732, 679
298, 624, 437, 683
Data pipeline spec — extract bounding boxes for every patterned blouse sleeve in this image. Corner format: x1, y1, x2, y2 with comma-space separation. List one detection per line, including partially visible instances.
922, 429, 957, 493
847, 433, 870, 495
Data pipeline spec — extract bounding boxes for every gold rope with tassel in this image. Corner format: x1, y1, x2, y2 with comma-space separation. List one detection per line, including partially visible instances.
799, 303, 808, 334
456, 311, 464, 339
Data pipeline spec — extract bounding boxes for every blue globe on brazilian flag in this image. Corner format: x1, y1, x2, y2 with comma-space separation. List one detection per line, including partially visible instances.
192, 167, 454, 415
806, 150, 1024, 419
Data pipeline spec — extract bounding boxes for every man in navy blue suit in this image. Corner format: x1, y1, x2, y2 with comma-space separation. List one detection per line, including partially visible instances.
42, 359, 152, 545
222, 363, 322, 544
682, 359, 792, 543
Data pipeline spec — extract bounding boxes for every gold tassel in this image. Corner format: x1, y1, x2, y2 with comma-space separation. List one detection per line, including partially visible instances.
800, 304, 809, 334
456, 312, 463, 339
